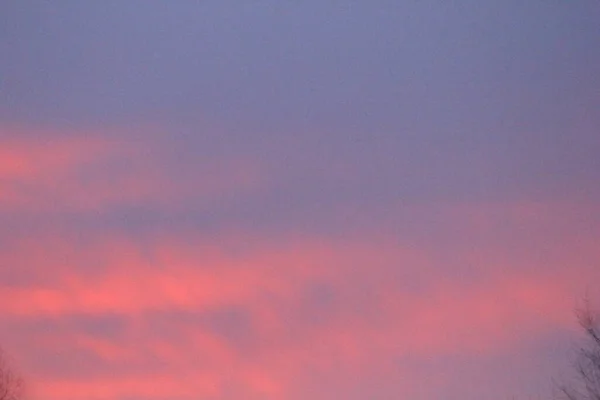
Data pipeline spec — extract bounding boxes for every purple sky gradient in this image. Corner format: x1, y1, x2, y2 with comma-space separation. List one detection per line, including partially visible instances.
1, 2, 600, 400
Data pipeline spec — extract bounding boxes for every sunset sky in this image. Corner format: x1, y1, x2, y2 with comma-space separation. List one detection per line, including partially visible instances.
1, 2, 600, 400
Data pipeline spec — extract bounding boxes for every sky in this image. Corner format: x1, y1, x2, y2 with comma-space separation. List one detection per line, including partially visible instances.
1, 1, 600, 400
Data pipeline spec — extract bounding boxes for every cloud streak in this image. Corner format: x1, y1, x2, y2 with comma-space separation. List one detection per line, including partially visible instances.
1, 200, 597, 399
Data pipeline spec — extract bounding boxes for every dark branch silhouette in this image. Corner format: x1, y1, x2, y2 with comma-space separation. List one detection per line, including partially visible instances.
0, 348, 23, 400
557, 300, 600, 400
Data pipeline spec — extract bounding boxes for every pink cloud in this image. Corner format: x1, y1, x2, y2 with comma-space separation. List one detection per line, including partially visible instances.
0, 166, 598, 400
0, 126, 263, 212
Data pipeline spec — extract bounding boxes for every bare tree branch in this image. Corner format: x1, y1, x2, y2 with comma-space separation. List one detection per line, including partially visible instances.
556, 300, 600, 400
0, 348, 23, 400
